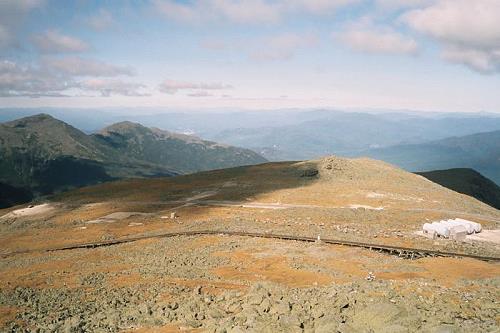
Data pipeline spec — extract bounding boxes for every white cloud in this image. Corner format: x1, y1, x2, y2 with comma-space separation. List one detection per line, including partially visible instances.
78, 79, 148, 97
33, 30, 89, 53
286, 0, 361, 14
250, 33, 318, 61
87, 9, 115, 31
153, 0, 207, 23
187, 91, 213, 97
338, 21, 418, 55
201, 32, 319, 61
441, 46, 500, 74
154, 0, 358, 25
403, 0, 500, 49
211, 0, 282, 24
403, 0, 500, 73
159, 79, 232, 94
0, 60, 73, 97
42, 57, 134, 77
0, 60, 146, 97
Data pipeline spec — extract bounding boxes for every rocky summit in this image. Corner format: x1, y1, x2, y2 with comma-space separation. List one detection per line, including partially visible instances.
0, 156, 499, 332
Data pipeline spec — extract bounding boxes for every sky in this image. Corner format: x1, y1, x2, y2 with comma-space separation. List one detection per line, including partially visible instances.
1, 0, 500, 112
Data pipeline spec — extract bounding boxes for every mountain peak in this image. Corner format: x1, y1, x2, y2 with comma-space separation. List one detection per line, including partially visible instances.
27, 113, 54, 120
99, 121, 201, 143
100, 121, 145, 132
2, 114, 83, 137
5, 113, 60, 127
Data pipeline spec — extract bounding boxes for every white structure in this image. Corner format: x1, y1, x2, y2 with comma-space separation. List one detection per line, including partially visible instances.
455, 218, 482, 233
449, 225, 467, 241
422, 218, 481, 240
422, 223, 437, 239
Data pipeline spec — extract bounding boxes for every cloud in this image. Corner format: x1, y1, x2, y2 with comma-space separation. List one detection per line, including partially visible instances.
0, 60, 73, 97
441, 46, 500, 74
187, 91, 213, 97
0, 59, 146, 97
250, 33, 318, 61
87, 9, 115, 31
338, 28, 418, 55
201, 33, 319, 61
33, 30, 89, 53
402, 0, 500, 73
286, 0, 361, 14
154, 0, 359, 25
42, 57, 134, 77
337, 19, 418, 55
159, 79, 232, 94
78, 79, 148, 97
153, 0, 207, 23
211, 0, 282, 24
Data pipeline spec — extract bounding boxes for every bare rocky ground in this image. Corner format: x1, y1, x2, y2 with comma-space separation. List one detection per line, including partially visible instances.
1, 236, 499, 332
1, 157, 499, 332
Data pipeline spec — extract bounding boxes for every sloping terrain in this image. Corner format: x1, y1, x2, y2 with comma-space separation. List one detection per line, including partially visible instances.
94, 121, 266, 174
417, 169, 500, 210
0, 156, 499, 332
0, 114, 121, 194
361, 130, 500, 185
0, 114, 266, 207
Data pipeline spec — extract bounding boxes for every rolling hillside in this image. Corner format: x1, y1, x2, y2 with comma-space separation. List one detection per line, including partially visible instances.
94, 121, 266, 174
0, 114, 266, 206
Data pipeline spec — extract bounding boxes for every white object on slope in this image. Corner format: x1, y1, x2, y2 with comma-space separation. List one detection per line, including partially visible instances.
454, 218, 482, 233
422, 218, 482, 239
430, 222, 450, 238
449, 224, 468, 241
422, 223, 437, 238
443, 219, 474, 235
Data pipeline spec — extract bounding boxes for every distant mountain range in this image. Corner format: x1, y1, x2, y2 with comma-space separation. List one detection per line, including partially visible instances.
417, 168, 500, 210
362, 130, 500, 185
208, 113, 500, 162
0, 114, 266, 206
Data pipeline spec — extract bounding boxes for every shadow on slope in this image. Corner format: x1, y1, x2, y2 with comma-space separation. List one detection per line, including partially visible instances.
0, 183, 33, 209
53, 160, 314, 205
417, 168, 500, 210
